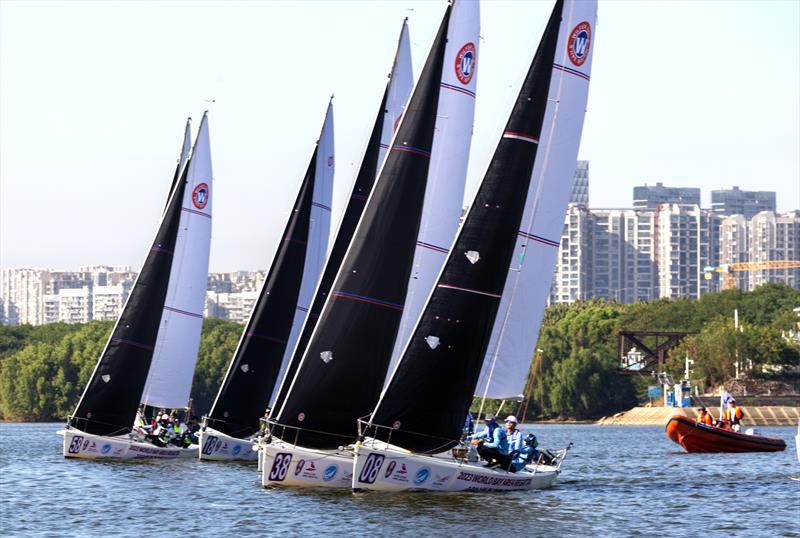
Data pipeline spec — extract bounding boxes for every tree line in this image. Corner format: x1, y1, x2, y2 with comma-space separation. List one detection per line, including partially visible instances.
1, 284, 798, 422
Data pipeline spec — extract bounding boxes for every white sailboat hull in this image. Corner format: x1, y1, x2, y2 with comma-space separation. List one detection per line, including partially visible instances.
59, 428, 198, 460
259, 437, 353, 489
197, 427, 257, 462
352, 441, 560, 492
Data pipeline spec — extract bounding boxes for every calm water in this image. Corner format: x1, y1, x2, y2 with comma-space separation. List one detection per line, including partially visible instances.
1, 423, 798, 537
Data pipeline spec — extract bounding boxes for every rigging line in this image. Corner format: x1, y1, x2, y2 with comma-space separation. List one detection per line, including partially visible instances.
480, 1, 572, 409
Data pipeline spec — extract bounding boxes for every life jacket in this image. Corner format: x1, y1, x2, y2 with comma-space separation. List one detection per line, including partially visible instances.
728, 406, 742, 423
698, 413, 712, 425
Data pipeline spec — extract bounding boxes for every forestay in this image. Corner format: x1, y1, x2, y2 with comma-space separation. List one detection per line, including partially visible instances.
274, 5, 453, 450
370, 0, 595, 454
475, 0, 596, 400
387, 0, 479, 383
271, 20, 413, 415
142, 113, 213, 410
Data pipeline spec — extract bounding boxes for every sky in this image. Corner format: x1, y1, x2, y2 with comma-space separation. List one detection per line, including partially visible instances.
1, 0, 798, 272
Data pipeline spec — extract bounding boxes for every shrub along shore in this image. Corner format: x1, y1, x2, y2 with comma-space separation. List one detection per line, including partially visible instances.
2, 283, 798, 422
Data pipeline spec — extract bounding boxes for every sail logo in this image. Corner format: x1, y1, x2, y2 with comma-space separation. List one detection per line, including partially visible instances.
192, 183, 209, 209
323, 465, 338, 482
414, 467, 431, 485
455, 43, 476, 85
567, 22, 592, 67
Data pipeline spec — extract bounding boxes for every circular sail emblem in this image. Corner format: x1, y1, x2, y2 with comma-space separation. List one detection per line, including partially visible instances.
192, 182, 209, 209
454, 43, 476, 85
567, 22, 592, 67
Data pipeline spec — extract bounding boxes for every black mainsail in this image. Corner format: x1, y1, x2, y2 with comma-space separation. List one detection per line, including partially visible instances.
271, 21, 409, 416
369, 0, 563, 454
205, 109, 327, 438
274, 6, 452, 449
69, 133, 192, 437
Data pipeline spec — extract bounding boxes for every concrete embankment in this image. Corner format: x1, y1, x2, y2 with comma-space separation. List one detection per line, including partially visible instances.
596, 406, 800, 426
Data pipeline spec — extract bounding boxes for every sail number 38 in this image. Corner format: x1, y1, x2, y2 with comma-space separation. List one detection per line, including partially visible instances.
268, 452, 293, 481
358, 453, 385, 484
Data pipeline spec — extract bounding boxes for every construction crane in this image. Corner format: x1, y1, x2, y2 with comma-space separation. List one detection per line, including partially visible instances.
704, 260, 800, 290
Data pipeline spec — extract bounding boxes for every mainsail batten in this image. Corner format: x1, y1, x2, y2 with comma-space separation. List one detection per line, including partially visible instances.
207, 103, 333, 439
371, 0, 589, 454
274, 6, 454, 450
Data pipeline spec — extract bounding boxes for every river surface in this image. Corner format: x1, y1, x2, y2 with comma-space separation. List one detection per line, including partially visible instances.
1, 423, 798, 536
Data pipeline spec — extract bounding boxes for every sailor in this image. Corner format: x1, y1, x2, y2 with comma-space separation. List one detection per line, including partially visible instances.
697, 408, 713, 426
505, 416, 523, 454
727, 399, 744, 431
510, 433, 541, 472
466, 413, 499, 443
469, 414, 509, 468
463, 412, 475, 437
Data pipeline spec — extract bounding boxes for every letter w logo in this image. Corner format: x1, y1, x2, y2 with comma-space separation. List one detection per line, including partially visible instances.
574, 35, 587, 57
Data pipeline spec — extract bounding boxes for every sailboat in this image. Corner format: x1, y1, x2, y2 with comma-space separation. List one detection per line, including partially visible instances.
199, 101, 334, 461
60, 114, 214, 459
261, 0, 479, 489
353, 0, 596, 492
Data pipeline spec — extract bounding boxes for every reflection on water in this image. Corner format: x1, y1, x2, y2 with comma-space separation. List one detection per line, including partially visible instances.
1, 423, 797, 536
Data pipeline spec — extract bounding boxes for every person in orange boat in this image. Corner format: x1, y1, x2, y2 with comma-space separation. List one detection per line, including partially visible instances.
697, 408, 713, 426
727, 399, 744, 431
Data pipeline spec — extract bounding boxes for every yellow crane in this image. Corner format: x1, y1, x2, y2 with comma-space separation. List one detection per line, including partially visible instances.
704, 260, 800, 290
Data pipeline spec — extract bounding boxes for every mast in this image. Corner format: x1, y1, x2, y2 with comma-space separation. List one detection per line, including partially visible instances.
206, 103, 333, 438
164, 117, 192, 214
271, 19, 413, 414
274, 5, 453, 450
142, 112, 213, 410
370, 0, 595, 453
69, 124, 193, 436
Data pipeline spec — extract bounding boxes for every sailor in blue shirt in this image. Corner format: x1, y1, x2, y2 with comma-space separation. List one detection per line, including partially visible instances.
468, 413, 510, 468
510, 433, 541, 472
505, 415, 523, 453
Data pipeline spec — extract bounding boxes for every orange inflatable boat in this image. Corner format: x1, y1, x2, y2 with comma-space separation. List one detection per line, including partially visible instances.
665, 414, 786, 453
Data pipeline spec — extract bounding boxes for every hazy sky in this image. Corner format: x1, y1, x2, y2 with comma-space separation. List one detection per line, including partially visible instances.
2, 0, 798, 272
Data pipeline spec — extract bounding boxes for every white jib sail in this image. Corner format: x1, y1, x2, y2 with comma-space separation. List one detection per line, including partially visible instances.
475, 0, 597, 400
143, 112, 214, 409
385, 0, 479, 384
268, 102, 334, 405
378, 18, 413, 171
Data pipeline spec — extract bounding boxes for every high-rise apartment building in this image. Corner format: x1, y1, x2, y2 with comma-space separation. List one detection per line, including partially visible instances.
570, 161, 589, 204
1, 268, 46, 325
748, 211, 800, 289
633, 182, 700, 210
57, 287, 92, 324
711, 187, 776, 219
655, 204, 720, 299
551, 206, 658, 304
92, 284, 131, 321
719, 214, 749, 290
